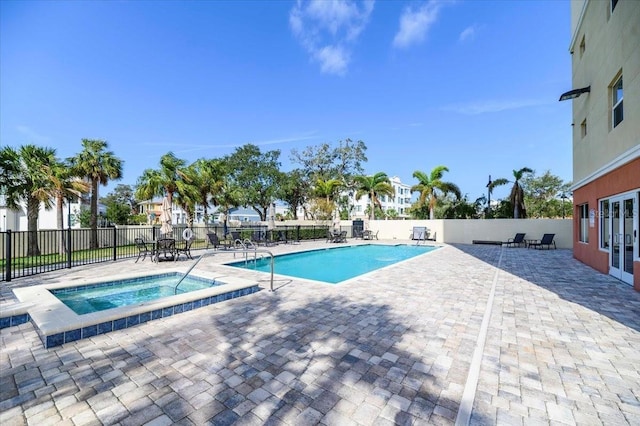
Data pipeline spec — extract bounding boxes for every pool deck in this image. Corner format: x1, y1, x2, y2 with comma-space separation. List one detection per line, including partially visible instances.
2, 240, 640, 425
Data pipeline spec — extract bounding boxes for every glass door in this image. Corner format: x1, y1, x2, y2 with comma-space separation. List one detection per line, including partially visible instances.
609, 194, 637, 285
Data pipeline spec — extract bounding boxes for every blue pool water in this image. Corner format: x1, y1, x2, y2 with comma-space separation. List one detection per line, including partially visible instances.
229, 244, 437, 284
52, 273, 219, 315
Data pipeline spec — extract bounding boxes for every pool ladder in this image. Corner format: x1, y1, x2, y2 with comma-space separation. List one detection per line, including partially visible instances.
174, 246, 275, 294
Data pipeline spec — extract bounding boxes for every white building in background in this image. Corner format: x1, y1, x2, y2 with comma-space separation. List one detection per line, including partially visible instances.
0, 197, 90, 231
349, 176, 413, 219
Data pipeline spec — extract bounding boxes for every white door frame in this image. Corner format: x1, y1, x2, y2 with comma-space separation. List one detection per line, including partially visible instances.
608, 191, 638, 285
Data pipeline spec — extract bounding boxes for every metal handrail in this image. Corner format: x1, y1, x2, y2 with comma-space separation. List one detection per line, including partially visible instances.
174, 248, 275, 294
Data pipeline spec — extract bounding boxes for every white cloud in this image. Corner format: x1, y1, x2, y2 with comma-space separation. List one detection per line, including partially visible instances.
441, 99, 550, 115
459, 24, 477, 42
16, 125, 50, 144
289, 0, 375, 76
393, 1, 443, 49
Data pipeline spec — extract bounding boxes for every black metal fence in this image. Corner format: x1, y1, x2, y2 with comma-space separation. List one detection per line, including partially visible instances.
0, 224, 330, 282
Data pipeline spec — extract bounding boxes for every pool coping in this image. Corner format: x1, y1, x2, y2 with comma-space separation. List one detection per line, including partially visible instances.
11, 267, 261, 348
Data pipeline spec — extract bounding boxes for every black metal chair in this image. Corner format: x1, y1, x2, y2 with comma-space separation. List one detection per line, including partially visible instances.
175, 238, 194, 261
156, 238, 176, 261
134, 238, 154, 263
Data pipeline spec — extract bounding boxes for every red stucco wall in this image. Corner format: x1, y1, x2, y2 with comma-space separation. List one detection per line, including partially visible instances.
572, 158, 640, 289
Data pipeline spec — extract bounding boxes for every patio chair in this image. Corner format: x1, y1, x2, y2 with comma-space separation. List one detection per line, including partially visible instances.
276, 229, 288, 244
175, 238, 194, 261
528, 233, 556, 250
134, 237, 154, 263
333, 230, 347, 243
503, 233, 526, 248
156, 238, 176, 261
327, 229, 335, 243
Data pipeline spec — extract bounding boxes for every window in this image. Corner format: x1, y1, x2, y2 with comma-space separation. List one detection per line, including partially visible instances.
600, 200, 609, 249
579, 204, 589, 243
581, 119, 587, 138
579, 35, 586, 57
612, 75, 623, 128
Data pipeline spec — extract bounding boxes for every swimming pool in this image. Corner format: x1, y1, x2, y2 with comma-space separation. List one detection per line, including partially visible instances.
51, 273, 220, 315
229, 244, 438, 283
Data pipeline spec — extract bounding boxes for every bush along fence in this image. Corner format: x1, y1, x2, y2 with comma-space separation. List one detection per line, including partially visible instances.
0, 224, 331, 282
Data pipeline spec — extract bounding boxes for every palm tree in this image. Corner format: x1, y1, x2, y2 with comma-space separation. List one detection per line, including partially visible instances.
312, 178, 343, 219
411, 166, 461, 220
488, 167, 533, 218
49, 160, 90, 255
0, 145, 58, 256
509, 167, 533, 218
135, 152, 188, 218
67, 139, 123, 249
353, 172, 394, 220
192, 158, 226, 226
174, 164, 200, 228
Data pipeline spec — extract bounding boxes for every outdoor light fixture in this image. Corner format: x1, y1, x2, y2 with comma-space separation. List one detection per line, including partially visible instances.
559, 86, 591, 101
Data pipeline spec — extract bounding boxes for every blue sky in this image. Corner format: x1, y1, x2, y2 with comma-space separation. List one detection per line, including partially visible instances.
0, 0, 573, 203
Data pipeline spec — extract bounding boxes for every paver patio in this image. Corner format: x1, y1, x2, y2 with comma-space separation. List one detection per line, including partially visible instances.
1, 241, 639, 425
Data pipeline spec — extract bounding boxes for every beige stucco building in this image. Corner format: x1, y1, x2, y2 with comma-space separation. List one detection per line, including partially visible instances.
565, 0, 639, 288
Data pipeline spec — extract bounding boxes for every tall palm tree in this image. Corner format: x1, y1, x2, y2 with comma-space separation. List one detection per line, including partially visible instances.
174, 164, 200, 228
135, 152, 188, 210
353, 172, 394, 220
488, 167, 533, 218
509, 167, 533, 218
0, 145, 58, 256
411, 166, 461, 220
67, 139, 123, 249
192, 158, 225, 226
49, 160, 90, 255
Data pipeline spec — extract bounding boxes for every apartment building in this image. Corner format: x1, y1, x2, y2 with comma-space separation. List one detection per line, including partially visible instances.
563, 0, 639, 288
349, 176, 413, 219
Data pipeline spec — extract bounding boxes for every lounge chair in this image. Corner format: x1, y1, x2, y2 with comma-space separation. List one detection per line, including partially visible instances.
134, 238, 154, 263
412, 226, 428, 240
175, 238, 194, 261
207, 232, 231, 250
503, 233, 526, 248
528, 233, 556, 250
156, 238, 176, 261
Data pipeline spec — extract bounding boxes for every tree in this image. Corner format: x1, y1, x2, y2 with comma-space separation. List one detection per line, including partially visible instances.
190, 158, 226, 225
290, 139, 367, 184
522, 170, 572, 218
278, 169, 309, 220
411, 166, 461, 220
174, 163, 201, 227
437, 194, 481, 219
101, 184, 137, 214
310, 178, 343, 220
508, 167, 533, 218
105, 202, 132, 225
68, 139, 123, 249
0, 145, 59, 256
135, 152, 188, 227
225, 144, 283, 221
487, 167, 533, 218
50, 161, 89, 254
353, 172, 394, 221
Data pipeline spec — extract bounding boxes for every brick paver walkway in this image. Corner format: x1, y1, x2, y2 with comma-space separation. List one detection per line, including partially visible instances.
1, 242, 639, 425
